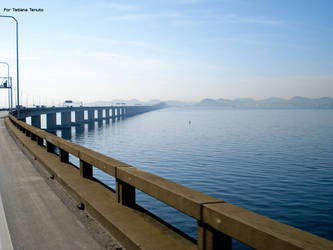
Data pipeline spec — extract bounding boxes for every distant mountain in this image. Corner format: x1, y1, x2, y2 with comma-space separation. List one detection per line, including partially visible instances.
85, 97, 333, 109
199, 98, 220, 106
166, 100, 196, 106
86, 99, 145, 106
197, 97, 333, 109
146, 99, 162, 105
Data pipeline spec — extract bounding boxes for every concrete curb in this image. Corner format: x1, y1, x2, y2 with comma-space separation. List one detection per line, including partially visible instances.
0, 192, 14, 250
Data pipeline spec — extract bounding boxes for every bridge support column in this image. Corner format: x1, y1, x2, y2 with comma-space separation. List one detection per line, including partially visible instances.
61, 128, 71, 140
111, 108, 115, 119
197, 221, 231, 250
61, 111, 71, 127
106, 109, 110, 119
47, 113, 56, 130
75, 110, 84, 125
88, 110, 94, 122
118, 108, 121, 119
31, 115, 41, 128
98, 109, 103, 121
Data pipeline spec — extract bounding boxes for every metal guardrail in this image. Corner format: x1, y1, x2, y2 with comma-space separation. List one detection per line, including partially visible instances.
7, 114, 333, 250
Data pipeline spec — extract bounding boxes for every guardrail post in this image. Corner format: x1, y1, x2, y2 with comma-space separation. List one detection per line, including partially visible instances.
80, 160, 93, 179
59, 148, 69, 163
31, 133, 37, 141
37, 136, 43, 146
197, 221, 231, 250
46, 141, 55, 153
116, 179, 136, 207
25, 129, 30, 137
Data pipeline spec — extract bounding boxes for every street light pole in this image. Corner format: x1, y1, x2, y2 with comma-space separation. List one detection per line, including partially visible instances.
0, 15, 20, 109
0, 62, 12, 109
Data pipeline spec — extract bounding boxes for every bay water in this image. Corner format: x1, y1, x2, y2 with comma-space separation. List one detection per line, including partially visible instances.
53, 107, 333, 247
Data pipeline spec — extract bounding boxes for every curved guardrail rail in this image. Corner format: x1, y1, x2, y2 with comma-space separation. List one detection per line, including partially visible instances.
6, 114, 333, 250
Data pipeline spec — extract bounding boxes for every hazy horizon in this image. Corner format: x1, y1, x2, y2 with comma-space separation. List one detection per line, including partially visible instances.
89, 95, 333, 103
1, 1, 333, 107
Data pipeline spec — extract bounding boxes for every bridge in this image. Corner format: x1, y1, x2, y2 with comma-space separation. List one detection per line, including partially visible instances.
12, 103, 166, 129
1, 106, 333, 250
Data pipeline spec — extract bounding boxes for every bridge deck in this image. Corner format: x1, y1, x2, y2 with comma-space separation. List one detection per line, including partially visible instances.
0, 112, 110, 250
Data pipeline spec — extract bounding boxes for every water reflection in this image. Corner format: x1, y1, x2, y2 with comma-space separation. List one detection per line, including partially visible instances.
47, 117, 123, 140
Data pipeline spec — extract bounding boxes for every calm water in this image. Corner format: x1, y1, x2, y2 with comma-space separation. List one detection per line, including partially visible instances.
55, 107, 333, 246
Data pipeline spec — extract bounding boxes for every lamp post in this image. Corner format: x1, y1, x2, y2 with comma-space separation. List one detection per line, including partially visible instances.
0, 15, 20, 110
0, 62, 12, 109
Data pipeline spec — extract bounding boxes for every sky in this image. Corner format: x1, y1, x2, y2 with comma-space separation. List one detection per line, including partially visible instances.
0, 0, 333, 107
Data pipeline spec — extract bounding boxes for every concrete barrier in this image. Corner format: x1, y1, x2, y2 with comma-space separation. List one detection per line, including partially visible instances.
6, 114, 333, 250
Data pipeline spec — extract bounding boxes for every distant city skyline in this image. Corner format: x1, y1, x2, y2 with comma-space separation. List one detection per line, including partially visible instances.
0, 0, 332, 107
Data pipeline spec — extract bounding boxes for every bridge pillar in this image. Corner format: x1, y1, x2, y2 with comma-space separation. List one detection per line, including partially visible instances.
75, 110, 84, 125
111, 108, 114, 119
47, 113, 56, 130
31, 115, 41, 128
105, 109, 110, 119
97, 109, 103, 120
61, 111, 71, 127
61, 128, 71, 140
118, 108, 121, 118
105, 109, 110, 123
88, 110, 94, 122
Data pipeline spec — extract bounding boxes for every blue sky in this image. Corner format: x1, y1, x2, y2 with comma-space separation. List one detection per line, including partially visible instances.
0, 0, 333, 106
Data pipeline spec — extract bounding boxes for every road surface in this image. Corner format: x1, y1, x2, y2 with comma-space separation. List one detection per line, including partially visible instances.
0, 111, 104, 249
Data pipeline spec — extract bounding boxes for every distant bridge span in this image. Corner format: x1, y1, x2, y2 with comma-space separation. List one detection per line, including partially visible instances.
11, 103, 166, 130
